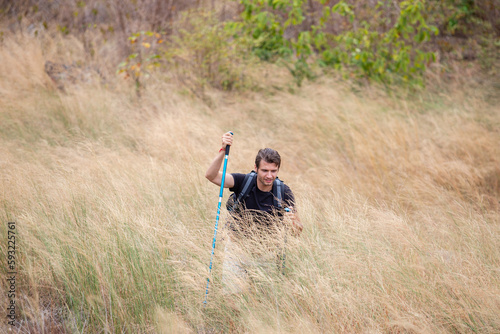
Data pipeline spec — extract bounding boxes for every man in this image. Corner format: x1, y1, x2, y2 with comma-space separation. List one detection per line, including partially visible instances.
205, 131, 302, 294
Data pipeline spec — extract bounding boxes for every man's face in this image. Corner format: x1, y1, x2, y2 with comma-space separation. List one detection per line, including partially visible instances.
255, 160, 279, 190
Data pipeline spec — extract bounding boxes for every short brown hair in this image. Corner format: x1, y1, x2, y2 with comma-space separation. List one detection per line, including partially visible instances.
255, 148, 281, 169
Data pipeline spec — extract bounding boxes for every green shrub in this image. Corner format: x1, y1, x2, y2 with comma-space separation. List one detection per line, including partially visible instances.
231, 0, 439, 86
325, 1, 438, 85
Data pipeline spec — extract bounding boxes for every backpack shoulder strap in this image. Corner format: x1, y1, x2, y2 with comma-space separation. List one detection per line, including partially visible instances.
236, 171, 257, 204
273, 178, 284, 210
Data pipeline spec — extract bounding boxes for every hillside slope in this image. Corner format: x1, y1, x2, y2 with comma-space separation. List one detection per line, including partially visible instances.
0, 33, 499, 333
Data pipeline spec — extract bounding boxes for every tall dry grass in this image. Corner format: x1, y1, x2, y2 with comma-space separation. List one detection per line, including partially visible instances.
0, 31, 499, 333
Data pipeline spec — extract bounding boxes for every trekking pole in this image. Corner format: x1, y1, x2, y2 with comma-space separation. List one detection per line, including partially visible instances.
203, 132, 232, 305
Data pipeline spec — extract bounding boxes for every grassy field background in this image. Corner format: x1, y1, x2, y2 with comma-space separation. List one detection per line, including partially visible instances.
0, 28, 499, 333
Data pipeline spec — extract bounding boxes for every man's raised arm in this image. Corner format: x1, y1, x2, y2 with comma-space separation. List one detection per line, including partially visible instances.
205, 131, 235, 188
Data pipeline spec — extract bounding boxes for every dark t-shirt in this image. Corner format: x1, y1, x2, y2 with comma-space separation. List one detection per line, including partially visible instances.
228, 173, 295, 234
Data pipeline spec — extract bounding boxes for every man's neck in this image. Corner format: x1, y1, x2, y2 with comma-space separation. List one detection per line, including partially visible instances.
256, 181, 272, 192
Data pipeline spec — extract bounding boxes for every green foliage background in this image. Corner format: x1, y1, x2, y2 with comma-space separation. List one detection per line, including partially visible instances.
1, 0, 498, 90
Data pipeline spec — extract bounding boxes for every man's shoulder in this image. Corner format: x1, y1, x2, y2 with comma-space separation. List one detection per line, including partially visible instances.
277, 179, 293, 191
230, 172, 253, 192
231, 172, 251, 183
281, 182, 295, 201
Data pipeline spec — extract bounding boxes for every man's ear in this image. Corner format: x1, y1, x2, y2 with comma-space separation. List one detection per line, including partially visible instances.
254, 164, 257, 173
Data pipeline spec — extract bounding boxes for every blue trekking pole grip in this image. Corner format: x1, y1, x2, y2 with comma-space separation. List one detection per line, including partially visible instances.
204, 132, 233, 305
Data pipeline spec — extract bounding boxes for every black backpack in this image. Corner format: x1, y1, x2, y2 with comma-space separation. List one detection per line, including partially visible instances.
226, 171, 285, 213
